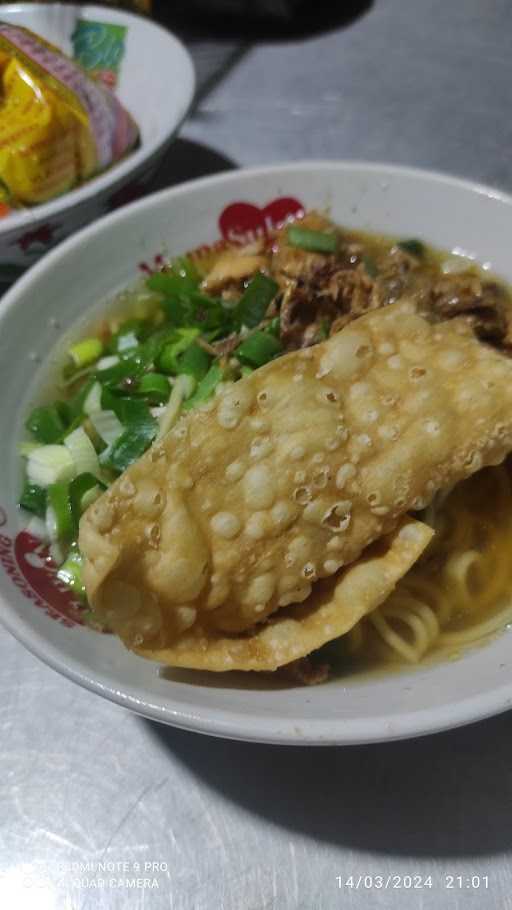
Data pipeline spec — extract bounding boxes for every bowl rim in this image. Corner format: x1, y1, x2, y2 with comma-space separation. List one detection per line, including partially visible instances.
3, 158, 512, 745
0, 2, 196, 234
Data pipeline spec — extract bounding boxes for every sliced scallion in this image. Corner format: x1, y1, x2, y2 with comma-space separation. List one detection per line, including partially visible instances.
235, 272, 279, 329
315, 319, 330, 342
116, 332, 139, 353
237, 331, 282, 367
157, 328, 200, 374
27, 445, 75, 488
66, 376, 97, 420
147, 257, 200, 298
266, 317, 281, 337
107, 318, 149, 355
68, 337, 103, 369
47, 482, 74, 541
362, 255, 378, 278
182, 363, 223, 412
64, 427, 100, 477
103, 421, 157, 474
136, 372, 171, 404
121, 398, 155, 427
19, 482, 47, 518
287, 225, 338, 254
83, 381, 103, 417
26, 404, 67, 444
94, 356, 145, 391
69, 472, 105, 529
49, 541, 65, 567
57, 547, 85, 598
19, 441, 42, 458
88, 410, 124, 447
97, 355, 120, 371
177, 342, 211, 382
157, 374, 195, 438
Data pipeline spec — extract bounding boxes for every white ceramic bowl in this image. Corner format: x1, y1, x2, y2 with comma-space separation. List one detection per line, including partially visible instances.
0, 3, 195, 280
2, 161, 512, 745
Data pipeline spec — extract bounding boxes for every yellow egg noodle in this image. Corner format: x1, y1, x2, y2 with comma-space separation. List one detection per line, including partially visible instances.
360, 463, 512, 664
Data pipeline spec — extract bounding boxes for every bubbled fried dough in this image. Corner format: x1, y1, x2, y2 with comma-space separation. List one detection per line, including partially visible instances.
136, 518, 433, 672
80, 300, 512, 648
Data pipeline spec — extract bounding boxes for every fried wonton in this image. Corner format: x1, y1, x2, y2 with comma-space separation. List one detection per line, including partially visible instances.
80, 301, 512, 662
136, 518, 433, 672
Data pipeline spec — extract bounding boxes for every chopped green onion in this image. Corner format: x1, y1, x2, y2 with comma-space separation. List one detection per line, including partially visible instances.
49, 541, 65, 567
69, 472, 105, 529
88, 410, 124, 447
315, 319, 330, 342
83, 381, 103, 416
149, 264, 231, 332
157, 374, 196, 438
19, 441, 42, 457
235, 272, 279, 329
69, 337, 103, 369
103, 421, 157, 475
118, 398, 155, 429
177, 342, 211, 382
266, 317, 281, 337
287, 225, 338, 254
19, 482, 47, 518
57, 547, 85, 598
117, 332, 139, 353
61, 363, 96, 386
157, 328, 200, 374
94, 356, 145, 391
26, 404, 67, 444
237, 331, 282, 367
397, 238, 425, 257
47, 482, 74, 541
27, 445, 75, 488
107, 318, 150, 355
97, 355, 120, 371
66, 376, 97, 420
182, 363, 224, 412
362, 255, 378, 278
147, 257, 201, 298
64, 427, 100, 477
241, 365, 254, 377
81, 485, 102, 511
136, 373, 171, 404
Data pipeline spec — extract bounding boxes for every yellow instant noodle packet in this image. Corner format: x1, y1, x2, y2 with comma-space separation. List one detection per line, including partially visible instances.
0, 23, 139, 209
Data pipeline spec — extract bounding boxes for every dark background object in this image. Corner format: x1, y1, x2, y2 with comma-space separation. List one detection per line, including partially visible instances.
154, 0, 373, 40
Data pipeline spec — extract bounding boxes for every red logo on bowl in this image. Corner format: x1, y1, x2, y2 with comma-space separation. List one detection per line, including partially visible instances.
219, 197, 304, 245
0, 530, 84, 628
12, 223, 59, 253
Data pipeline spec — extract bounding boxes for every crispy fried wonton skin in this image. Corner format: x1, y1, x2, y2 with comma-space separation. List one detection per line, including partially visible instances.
136, 518, 433, 672
80, 301, 512, 659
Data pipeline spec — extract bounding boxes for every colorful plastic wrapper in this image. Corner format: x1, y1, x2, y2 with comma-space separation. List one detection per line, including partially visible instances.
0, 23, 139, 214
72, 19, 129, 88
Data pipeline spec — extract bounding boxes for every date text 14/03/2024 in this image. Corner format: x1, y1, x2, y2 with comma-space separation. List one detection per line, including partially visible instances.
337, 875, 490, 890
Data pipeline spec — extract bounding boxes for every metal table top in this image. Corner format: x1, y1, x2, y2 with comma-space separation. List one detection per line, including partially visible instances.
2, 1, 512, 907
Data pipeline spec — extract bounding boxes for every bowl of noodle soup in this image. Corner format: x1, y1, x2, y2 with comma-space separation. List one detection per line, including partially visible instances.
2, 161, 512, 744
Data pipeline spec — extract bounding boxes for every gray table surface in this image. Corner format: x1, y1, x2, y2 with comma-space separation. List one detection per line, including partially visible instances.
2, 1, 512, 907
